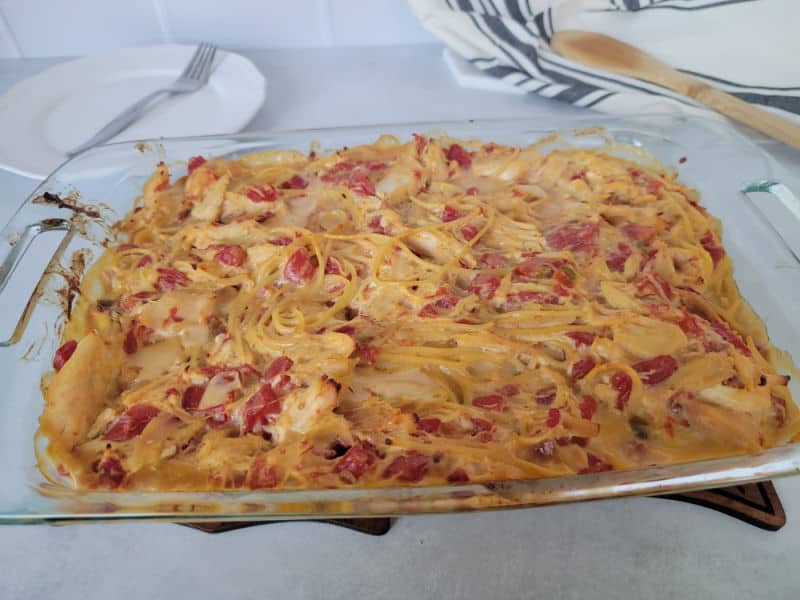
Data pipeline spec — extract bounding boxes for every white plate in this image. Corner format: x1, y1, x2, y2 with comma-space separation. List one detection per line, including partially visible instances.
0, 44, 267, 179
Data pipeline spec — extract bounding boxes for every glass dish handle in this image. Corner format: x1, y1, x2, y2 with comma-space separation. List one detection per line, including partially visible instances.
742, 180, 800, 264
0, 218, 71, 347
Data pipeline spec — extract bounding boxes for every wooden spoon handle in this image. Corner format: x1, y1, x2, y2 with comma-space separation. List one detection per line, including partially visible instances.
674, 76, 800, 149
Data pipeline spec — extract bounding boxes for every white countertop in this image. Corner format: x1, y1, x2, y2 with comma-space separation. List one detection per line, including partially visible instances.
0, 45, 799, 600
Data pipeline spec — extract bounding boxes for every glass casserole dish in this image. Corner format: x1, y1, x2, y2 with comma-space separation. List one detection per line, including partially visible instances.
0, 114, 798, 524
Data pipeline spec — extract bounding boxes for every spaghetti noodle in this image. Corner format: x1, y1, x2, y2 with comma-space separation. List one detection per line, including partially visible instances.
38, 134, 800, 490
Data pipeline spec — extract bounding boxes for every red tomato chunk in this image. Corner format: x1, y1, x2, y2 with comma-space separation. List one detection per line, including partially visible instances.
53, 339, 78, 371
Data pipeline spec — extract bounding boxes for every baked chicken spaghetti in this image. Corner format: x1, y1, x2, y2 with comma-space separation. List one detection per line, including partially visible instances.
38, 134, 800, 490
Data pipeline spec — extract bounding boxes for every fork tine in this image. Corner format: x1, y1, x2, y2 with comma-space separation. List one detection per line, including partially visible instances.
180, 43, 208, 79
198, 46, 217, 83
188, 44, 212, 79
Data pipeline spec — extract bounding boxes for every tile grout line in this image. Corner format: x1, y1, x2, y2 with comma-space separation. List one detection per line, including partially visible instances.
152, 0, 174, 44
0, 6, 22, 58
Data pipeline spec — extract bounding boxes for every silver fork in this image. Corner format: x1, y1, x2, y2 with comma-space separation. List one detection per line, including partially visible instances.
68, 43, 217, 156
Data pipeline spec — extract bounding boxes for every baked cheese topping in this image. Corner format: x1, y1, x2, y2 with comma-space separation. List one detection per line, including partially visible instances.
38, 134, 800, 490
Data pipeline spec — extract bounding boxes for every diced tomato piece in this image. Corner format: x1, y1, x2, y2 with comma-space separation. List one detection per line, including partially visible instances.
137, 255, 152, 268
501, 384, 520, 396
546, 408, 561, 428
417, 418, 442, 433
447, 468, 470, 483
552, 284, 569, 298
320, 161, 355, 183
187, 155, 206, 173
622, 223, 657, 243
272, 373, 295, 395
263, 356, 293, 382
358, 345, 378, 366
645, 178, 664, 195
579, 395, 598, 420
214, 244, 246, 267
122, 321, 153, 355
654, 274, 673, 299
470, 417, 492, 433
382, 451, 430, 482
566, 331, 595, 348
700, 230, 724, 266
419, 293, 459, 317
466, 186, 479, 196
156, 267, 189, 292
479, 253, 504, 268
513, 255, 565, 279
606, 242, 632, 272
711, 321, 751, 356
245, 185, 278, 203
418, 303, 439, 318
269, 236, 293, 246
284, 248, 317, 284
123, 329, 137, 354
611, 372, 632, 410
579, 453, 613, 474
120, 291, 152, 312
677, 312, 703, 336
536, 386, 556, 406
546, 223, 598, 253
103, 404, 160, 441
162, 306, 184, 326
248, 455, 278, 489
413, 134, 427, 155
181, 385, 206, 411
96, 456, 126, 488
469, 273, 501, 299
335, 324, 356, 336
553, 269, 574, 289
200, 364, 257, 384
436, 294, 459, 309
460, 225, 479, 241
324, 256, 342, 275
570, 169, 587, 182
53, 339, 77, 371
347, 172, 375, 196
633, 355, 678, 385
445, 144, 472, 169
243, 384, 281, 433
442, 204, 461, 222
570, 356, 596, 381
334, 440, 378, 482
368, 216, 386, 234
472, 394, 507, 412
280, 175, 308, 190
506, 290, 560, 306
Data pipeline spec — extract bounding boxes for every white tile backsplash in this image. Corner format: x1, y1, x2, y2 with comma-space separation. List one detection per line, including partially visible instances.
327, 0, 435, 46
159, 0, 326, 49
0, 0, 437, 58
0, 0, 164, 57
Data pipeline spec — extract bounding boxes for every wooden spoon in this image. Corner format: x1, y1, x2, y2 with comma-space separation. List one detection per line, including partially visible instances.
550, 30, 800, 149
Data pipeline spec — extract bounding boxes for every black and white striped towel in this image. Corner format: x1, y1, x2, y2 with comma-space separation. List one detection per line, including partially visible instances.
408, 0, 800, 121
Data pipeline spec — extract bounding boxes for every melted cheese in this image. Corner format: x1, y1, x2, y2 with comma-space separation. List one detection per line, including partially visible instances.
38, 135, 800, 491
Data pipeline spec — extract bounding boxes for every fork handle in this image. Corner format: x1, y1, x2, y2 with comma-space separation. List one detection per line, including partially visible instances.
68, 89, 173, 156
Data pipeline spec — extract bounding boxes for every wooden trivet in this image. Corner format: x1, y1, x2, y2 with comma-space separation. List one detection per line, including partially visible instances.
660, 480, 785, 531
182, 517, 392, 536
180, 481, 785, 534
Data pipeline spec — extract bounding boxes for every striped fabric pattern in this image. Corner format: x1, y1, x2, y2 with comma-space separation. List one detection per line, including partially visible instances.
409, 0, 800, 119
